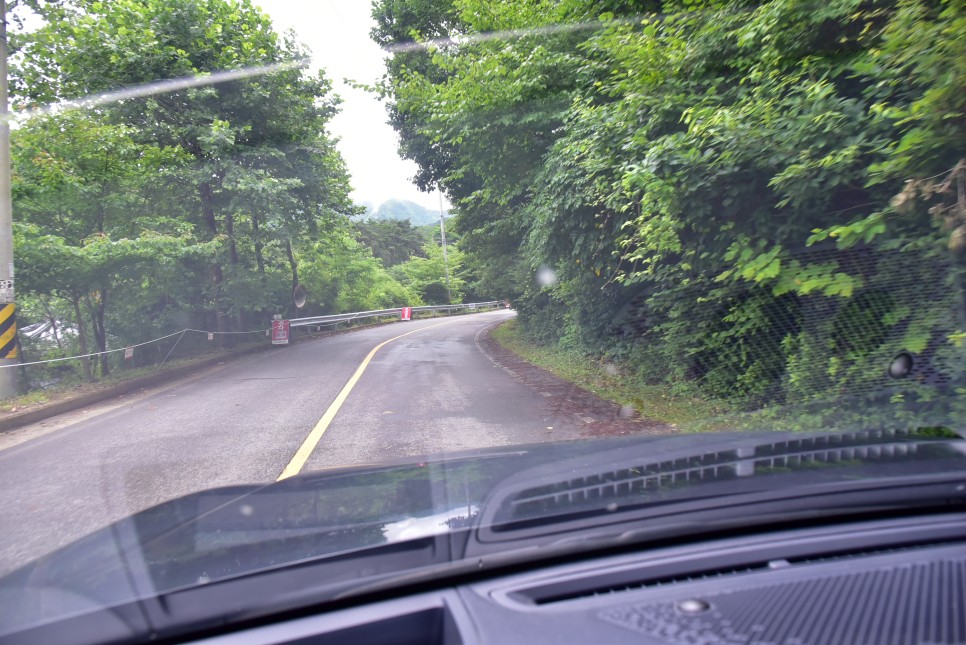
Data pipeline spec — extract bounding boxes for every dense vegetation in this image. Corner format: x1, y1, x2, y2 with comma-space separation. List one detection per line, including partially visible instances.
373, 0, 965, 425
7, 0, 964, 426
7, 0, 455, 388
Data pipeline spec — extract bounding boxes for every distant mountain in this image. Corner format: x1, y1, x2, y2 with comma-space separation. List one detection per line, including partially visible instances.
356, 201, 376, 219
353, 199, 449, 227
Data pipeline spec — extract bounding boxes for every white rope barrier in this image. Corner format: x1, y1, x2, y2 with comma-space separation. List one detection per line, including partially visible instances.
3, 326, 271, 369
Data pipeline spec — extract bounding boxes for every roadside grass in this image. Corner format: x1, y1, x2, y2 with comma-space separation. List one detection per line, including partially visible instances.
0, 389, 51, 412
490, 319, 725, 428
489, 319, 918, 433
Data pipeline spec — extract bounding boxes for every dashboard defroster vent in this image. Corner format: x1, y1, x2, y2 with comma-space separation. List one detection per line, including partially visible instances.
499, 430, 934, 524
520, 561, 770, 606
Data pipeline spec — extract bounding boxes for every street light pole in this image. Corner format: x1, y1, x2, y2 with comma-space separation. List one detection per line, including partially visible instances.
0, 0, 19, 399
438, 187, 451, 304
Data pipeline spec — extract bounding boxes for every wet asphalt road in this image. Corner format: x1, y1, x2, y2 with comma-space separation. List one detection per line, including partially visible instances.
0, 310, 587, 575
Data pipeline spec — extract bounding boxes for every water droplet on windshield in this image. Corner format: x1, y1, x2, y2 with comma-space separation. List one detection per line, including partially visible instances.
888, 352, 914, 379
536, 265, 557, 287
677, 599, 710, 614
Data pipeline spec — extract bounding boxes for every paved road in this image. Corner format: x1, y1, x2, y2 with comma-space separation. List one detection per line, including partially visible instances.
0, 310, 587, 575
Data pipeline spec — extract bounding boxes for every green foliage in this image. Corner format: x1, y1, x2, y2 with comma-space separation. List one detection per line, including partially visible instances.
353, 219, 427, 267
391, 240, 464, 304
374, 0, 966, 425
298, 232, 421, 313
9, 0, 414, 385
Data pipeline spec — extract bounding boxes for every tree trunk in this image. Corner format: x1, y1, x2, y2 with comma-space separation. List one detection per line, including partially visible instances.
200, 181, 229, 340
225, 212, 239, 265
224, 212, 245, 330
252, 213, 266, 278
285, 240, 299, 294
86, 291, 110, 377
41, 298, 64, 352
96, 290, 109, 376
72, 297, 93, 381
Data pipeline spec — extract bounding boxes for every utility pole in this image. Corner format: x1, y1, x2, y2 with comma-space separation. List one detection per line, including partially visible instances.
438, 188, 451, 303
0, 0, 18, 398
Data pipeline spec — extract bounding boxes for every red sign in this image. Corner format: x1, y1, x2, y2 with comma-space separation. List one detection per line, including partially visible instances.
271, 319, 290, 345
400, 307, 413, 321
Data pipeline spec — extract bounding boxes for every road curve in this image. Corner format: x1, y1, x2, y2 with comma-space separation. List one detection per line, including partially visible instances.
0, 310, 585, 575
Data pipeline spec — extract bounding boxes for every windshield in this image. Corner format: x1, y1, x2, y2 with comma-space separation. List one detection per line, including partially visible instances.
0, 0, 963, 638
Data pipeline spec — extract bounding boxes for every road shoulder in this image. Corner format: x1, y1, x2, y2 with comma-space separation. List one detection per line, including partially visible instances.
477, 319, 673, 437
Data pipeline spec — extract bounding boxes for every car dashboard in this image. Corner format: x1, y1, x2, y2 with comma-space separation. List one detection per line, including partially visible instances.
187, 512, 966, 645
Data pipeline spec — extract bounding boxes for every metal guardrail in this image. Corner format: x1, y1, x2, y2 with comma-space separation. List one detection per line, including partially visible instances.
287, 301, 503, 329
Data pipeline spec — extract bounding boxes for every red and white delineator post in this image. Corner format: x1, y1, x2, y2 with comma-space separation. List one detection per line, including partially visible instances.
400, 306, 413, 321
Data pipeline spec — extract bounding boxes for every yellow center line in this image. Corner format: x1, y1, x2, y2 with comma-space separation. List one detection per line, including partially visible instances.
277, 319, 459, 481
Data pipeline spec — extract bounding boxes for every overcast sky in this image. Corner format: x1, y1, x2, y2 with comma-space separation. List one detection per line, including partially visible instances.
253, 0, 447, 210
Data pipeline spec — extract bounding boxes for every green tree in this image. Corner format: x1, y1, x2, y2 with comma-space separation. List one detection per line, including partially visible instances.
7, 0, 416, 389
354, 219, 427, 267
391, 241, 464, 304
12, 112, 195, 376
298, 231, 420, 313
374, 0, 965, 417
13, 0, 355, 335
